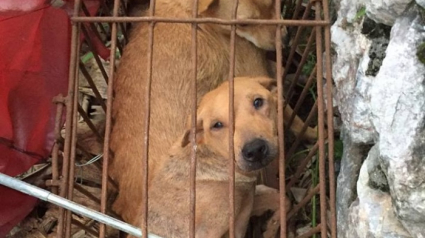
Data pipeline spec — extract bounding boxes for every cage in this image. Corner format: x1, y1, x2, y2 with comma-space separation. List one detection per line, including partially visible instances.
5, 0, 336, 237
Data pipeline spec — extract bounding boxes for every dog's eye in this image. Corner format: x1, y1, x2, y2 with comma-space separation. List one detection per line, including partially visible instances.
238, 24, 249, 27
212, 121, 223, 129
253, 98, 264, 109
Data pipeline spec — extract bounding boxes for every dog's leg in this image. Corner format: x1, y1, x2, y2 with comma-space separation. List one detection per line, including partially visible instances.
234, 192, 255, 238
252, 185, 291, 238
283, 101, 319, 142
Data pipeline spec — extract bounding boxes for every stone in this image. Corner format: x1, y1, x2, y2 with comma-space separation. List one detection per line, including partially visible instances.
331, 1, 376, 144
365, 0, 413, 25
344, 145, 412, 237
369, 11, 425, 237
336, 130, 372, 238
417, 0, 425, 9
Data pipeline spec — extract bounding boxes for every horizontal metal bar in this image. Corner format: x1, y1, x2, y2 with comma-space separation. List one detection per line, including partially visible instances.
72, 16, 330, 26
0, 172, 162, 238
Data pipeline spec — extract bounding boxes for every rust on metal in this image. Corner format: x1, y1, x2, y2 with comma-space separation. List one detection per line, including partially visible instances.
65, 27, 82, 238
287, 184, 320, 220
51, 95, 65, 195
322, 0, 337, 236
72, 16, 329, 26
77, 103, 103, 140
78, 61, 107, 112
227, 0, 239, 237
274, 0, 287, 236
98, 0, 120, 236
57, 0, 82, 235
315, 1, 328, 237
141, 0, 157, 237
189, 0, 199, 237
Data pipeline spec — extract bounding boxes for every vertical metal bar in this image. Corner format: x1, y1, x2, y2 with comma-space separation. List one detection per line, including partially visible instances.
322, 0, 336, 236
314, 1, 327, 237
98, 0, 120, 236
58, 0, 81, 236
142, 0, 156, 237
274, 0, 287, 237
189, 0, 199, 237
65, 24, 82, 238
51, 95, 65, 195
228, 0, 238, 237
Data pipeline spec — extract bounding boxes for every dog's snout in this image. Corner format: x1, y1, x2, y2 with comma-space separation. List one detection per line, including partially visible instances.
242, 139, 269, 162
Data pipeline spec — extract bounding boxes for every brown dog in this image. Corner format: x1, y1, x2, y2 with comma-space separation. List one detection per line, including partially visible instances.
109, 0, 288, 224
131, 77, 280, 238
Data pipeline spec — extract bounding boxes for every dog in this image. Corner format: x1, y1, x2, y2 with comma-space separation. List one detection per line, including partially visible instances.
109, 0, 289, 225
129, 77, 282, 238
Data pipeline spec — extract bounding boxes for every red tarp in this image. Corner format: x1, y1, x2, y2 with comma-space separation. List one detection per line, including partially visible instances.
0, 0, 108, 235
0, 2, 71, 236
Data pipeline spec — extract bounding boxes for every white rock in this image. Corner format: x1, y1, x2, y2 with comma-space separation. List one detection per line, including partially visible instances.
365, 0, 412, 25
345, 145, 412, 237
370, 12, 425, 236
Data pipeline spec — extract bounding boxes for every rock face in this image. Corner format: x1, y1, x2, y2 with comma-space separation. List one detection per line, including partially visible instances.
332, 0, 425, 237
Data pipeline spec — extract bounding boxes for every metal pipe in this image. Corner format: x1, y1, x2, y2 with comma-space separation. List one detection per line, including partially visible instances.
0, 172, 162, 238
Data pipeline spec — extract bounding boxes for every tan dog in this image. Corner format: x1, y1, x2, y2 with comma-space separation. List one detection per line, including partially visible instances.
131, 77, 280, 238
110, 0, 287, 224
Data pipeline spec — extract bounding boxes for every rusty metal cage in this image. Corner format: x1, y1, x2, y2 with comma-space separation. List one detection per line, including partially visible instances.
37, 0, 336, 237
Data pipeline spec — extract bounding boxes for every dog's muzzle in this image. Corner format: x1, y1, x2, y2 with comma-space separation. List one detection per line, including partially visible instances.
241, 138, 275, 171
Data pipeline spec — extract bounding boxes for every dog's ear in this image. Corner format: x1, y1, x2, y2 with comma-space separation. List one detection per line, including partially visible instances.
198, 0, 219, 14
252, 77, 277, 92
180, 115, 204, 147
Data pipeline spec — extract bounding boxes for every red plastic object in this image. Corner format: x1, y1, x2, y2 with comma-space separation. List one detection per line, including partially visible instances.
0, 3, 71, 236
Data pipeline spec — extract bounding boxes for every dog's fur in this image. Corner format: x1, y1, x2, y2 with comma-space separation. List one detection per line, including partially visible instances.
130, 77, 280, 238
109, 0, 286, 224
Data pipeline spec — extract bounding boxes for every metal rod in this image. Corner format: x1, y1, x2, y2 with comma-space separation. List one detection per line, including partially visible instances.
284, 29, 316, 102
286, 142, 319, 191
58, 0, 82, 235
0, 173, 162, 238
322, 0, 337, 236
285, 100, 318, 160
98, 0, 120, 235
287, 184, 320, 220
51, 95, 65, 195
142, 0, 156, 236
274, 0, 286, 236
314, 2, 328, 237
282, 1, 312, 81
80, 24, 109, 83
78, 61, 107, 112
189, 0, 198, 236
227, 0, 238, 237
77, 103, 103, 140
286, 65, 317, 127
65, 24, 83, 238
72, 16, 329, 26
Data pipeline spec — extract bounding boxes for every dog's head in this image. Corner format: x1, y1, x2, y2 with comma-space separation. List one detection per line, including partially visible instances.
180, 77, 278, 172
197, 0, 287, 50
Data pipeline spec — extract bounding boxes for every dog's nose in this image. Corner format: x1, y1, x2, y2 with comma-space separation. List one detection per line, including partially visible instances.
242, 139, 269, 162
